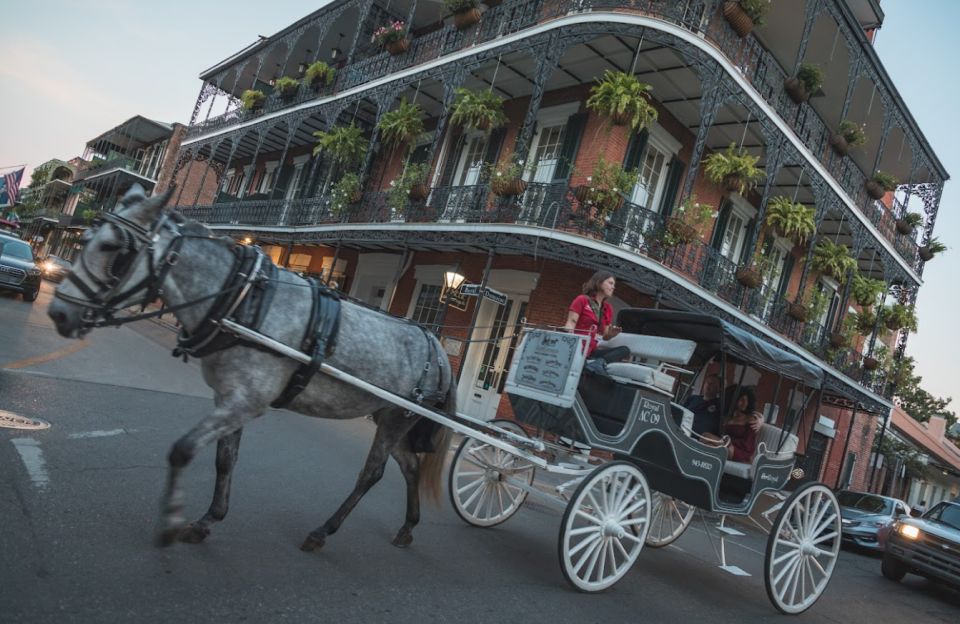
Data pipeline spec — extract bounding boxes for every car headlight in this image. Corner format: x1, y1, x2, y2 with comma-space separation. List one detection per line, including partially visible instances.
43, 261, 57, 272
898, 524, 920, 540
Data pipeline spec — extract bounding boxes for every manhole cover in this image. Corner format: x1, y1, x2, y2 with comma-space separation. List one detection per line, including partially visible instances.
0, 410, 50, 431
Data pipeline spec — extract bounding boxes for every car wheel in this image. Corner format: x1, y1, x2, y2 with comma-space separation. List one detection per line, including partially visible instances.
23, 289, 39, 303
881, 553, 907, 582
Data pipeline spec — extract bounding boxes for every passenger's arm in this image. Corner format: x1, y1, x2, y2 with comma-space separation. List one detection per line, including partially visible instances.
564, 310, 579, 331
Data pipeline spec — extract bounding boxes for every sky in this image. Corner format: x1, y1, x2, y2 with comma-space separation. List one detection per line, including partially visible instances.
0, 1, 956, 409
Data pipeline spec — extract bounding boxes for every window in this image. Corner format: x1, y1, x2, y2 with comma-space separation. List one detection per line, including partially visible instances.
528, 125, 565, 182
236, 166, 253, 198
630, 142, 668, 209
454, 135, 488, 186
258, 162, 279, 194
410, 284, 443, 326
720, 210, 748, 261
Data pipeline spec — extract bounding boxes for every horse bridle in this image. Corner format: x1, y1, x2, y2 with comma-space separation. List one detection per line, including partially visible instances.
54, 211, 187, 327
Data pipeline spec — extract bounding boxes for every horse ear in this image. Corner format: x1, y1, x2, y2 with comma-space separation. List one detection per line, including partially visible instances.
137, 186, 176, 221
118, 184, 148, 210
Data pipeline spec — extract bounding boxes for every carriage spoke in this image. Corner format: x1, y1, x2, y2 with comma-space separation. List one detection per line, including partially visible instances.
456, 476, 485, 496
568, 531, 602, 559
811, 531, 839, 546
773, 552, 801, 586
596, 539, 609, 582
614, 535, 632, 561
616, 482, 643, 516
586, 491, 604, 515
811, 513, 838, 541
619, 496, 648, 520
577, 536, 604, 578
576, 509, 604, 525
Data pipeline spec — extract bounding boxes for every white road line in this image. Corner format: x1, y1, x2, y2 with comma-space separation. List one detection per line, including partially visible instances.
67, 429, 130, 439
10, 437, 50, 492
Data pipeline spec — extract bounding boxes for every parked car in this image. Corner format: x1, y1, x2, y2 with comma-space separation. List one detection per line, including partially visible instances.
0, 232, 41, 302
837, 489, 910, 551
41, 255, 72, 283
882, 501, 960, 589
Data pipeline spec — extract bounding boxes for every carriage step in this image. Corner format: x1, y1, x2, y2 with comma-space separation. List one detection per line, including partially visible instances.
719, 565, 751, 577
716, 525, 746, 537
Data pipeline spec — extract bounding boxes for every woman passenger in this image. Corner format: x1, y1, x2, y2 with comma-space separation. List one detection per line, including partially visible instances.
703, 386, 760, 462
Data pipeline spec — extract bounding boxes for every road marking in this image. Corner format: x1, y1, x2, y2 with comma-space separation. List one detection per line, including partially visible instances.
10, 437, 50, 492
2, 340, 89, 370
68, 429, 130, 439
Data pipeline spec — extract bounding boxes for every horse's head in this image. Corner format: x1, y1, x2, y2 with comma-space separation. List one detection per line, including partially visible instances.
48, 184, 177, 337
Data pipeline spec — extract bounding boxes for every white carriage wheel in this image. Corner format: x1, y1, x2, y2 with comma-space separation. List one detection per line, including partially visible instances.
558, 461, 651, 592
448, 419, 536, 528
763, 483, 841, 615
645, 491, 695, 548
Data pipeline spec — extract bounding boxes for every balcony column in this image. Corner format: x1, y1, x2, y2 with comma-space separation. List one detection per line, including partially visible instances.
189, 81, 217, 126
790, 0, 824, 74
224, 61, 250, 115
424, 65, 467, 167
190, 142, 219, 208
404, 0, 419, 31
172, 147, 200, 207
275, 122, 305, 226
741, 133, 789, 271
360, 90, 395, 181
838, 57, 864, 122
795, 187, 832, 298
243, 128, 269, 199
681, 68, 726, 199
346, 0, 375, 66
250, 53, 268, 91
832, 221, 869, 334
512, 34, 564, 162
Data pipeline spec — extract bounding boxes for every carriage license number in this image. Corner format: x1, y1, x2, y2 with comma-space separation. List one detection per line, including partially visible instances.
638, 399, 663, 426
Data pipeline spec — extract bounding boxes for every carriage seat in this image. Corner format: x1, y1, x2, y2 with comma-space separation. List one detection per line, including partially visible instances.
721, 424, 799, 479
602, 333, 697, 366
606, 362, 676, 395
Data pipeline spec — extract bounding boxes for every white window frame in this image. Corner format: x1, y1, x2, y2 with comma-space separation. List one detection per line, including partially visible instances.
523, 102, 580, 182
285, 155, 311, 200
237, 165, 254, 198
451, 131, 488, 187
629, 122, 682, 211
258, 161, 279, 195
719, 195, 757, 262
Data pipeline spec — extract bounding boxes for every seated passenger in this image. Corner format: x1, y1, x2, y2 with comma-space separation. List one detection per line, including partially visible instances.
702, 386, 762, 463
683, 373, 722, 436
564, 270, 629, 375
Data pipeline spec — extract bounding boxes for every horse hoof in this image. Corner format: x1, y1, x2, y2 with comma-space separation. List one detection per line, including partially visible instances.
178, 525, 210, 544
300, 534, 325, 552
391, 532, 413, 548
155, 526, 182, 548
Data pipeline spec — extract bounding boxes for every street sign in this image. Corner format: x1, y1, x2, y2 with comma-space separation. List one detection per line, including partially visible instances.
460, 283, 482, 297
458, 283, 507, 306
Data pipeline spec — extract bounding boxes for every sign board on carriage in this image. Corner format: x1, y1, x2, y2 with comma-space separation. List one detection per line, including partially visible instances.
503, 329, 588, 408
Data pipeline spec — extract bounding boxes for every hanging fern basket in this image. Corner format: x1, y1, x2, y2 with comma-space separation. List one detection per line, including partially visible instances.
665, 217, 699, 245
829, 134, 849, 157
864, 180, 885, 200
918, 246, 934, 262
724, 174, 744, 193
895, 219, 913, 236
735, 267, 763, 289
491, 177, 527, 197
829, 332, 849, 348
863, 356, 880, 371
408, 183, 430, 201
722, 1, 754, 38
786, 302, 808, 322
453, 8, 482, 30
784, 78, 810, 104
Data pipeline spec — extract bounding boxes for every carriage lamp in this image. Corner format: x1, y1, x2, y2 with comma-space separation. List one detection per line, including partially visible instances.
444, 270, 466, 291
897, 524, 920, 540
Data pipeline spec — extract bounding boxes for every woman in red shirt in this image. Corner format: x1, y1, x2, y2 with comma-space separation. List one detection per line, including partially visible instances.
564, 271, 629, 372
702, 386, 760, 463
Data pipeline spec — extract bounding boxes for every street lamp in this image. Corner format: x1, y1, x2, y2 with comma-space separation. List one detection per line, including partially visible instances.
444, 270, 466, 291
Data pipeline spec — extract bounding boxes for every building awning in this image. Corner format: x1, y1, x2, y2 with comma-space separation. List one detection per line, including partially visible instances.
891, 407, 960, 472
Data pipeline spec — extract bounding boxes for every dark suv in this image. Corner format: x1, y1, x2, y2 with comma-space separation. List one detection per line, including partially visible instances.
0, 232, 41, 302
883, 500, 960, 589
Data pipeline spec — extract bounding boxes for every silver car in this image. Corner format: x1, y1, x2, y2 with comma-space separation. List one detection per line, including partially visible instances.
837, 489, 911, 551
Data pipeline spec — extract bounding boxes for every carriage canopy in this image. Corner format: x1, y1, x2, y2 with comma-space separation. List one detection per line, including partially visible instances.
615, 309, 824, 389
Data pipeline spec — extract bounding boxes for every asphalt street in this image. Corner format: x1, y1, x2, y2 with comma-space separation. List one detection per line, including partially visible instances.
1, 283, 957, 623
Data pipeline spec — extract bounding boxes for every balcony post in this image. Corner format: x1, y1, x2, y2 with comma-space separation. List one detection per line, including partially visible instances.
512, 33, 564, 161
832, 222, 868, 334
790, 0, 823, 75
224, 60, 250, 115
425, 65, 467, 167
346, 0, 375, 66
795, 190, 831, 299
869, 109, 896, 188
741, 133, 789, 273
191, 143, 219, 208
189, 81, 216, 126
681, 68, 726, 200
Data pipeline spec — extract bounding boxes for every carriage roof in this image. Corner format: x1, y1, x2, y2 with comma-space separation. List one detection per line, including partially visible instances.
615, 309, 824, 389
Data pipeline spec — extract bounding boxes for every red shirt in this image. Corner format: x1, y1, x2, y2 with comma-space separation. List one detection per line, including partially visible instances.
724, 422, 758, 463
569, 294, 612, 355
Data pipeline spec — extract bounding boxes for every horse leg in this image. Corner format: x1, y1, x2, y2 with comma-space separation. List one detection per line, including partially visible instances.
388, 436, 421, 548
300, 410, 416, 552
178, 429, 243, 544
156, 406, 261, 547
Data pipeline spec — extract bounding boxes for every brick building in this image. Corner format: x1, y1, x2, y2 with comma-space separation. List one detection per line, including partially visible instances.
163, 1, 947, 491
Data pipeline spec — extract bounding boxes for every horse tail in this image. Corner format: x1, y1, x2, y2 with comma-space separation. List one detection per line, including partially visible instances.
418, 380, 456, 505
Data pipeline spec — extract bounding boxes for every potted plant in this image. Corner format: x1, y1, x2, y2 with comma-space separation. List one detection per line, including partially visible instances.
895, 211, 923, 236
488, 159, 530, 197
811, 239, 858, 283
312, 124, 368, 165
865, 170, 897, 200
662, 196, 714, 247
786, 287, 829, 323
241, 89, 266, 112
444, 0, 482, 30
863, 344, 888, 372
388, 162, 431, 217
377, 98, 425, 151
573, 157, 638, 222
585, 70, 659, 131
81, 208, 99, 225
830, 120, 867, 157
703, 143, 766, 196
450, 87, 508, 131
883, 303, 917, 332
722, 0, 770, 38
853, 308, 877, 336
830, 315, 857, 348
850, 274, 886, 309
764, 196, 815, 247
329, 173, 364, 217
784, 62, 823, 104
274, 76, 301, 101
735, 248, 776, 289
918, 236, 946, 261
373, 21, 409, 55
304, 61, 336, 90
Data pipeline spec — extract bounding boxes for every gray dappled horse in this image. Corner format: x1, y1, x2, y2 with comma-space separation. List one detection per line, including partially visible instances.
48, 185, 454, 551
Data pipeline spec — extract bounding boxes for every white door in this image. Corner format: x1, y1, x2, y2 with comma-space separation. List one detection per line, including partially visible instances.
443, 135, 487, 221
460, 297, 528, 421
720, 211, 748, 262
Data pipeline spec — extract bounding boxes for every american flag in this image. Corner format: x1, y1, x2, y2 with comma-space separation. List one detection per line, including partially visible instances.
0, 167, 24, 206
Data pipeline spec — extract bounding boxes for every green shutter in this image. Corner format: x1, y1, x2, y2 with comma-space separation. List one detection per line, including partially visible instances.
711, 200, 731, 251
777, 253, 795, 297
270, 164, 294, 200
658, 157, 686, 217
437, 134, 464, 188
483, 128, 507, 166
739, 219, 757, 264
622, 129, 649, 171
552, 112, 588, 181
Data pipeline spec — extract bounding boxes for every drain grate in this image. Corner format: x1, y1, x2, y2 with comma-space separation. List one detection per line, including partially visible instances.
0, 410, 51, 431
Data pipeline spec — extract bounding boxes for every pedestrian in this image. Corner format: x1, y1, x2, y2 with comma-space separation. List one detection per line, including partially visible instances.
564, 270, 629, 375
